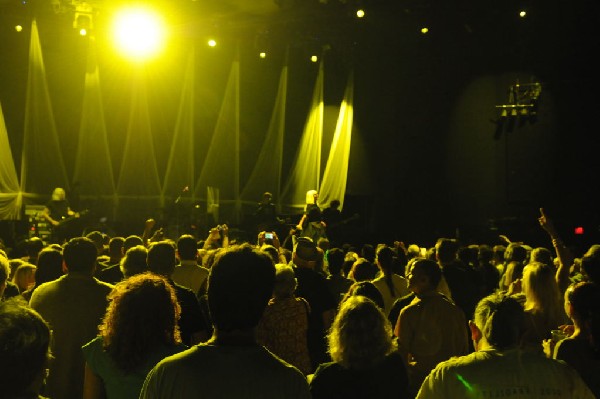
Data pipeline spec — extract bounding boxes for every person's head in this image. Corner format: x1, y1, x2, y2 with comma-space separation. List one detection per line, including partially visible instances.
260, 244, 279, 265
530, 247, 553, 266
330, 199, 340, 209
522, 262, 563, 324
407, 258, 442, 296
478, 244, 493, 264
99, 272, 181, 372
317, 237, 330, 252
63, 237, 98, 274
108, 237, 125, 260
504, 243, 528, 264
177, 234, 198, 261
435, 238, 460, 265
51, 187, 66, 201
375, 245, 395, 274
273, 264, 297, 299
0, 299, 51, 397
349, 258, 378, 282
208, 244, 275, 333
120, 245, 149, 278
580, 254, 600, 284
306, 189, 318, 204
327, 248, 345, 276
328, 295, 396, 369
341, 281, 385, 310
564, 282, 600, 355
11, 263, 36, 293
147, 240, 177, 277
262, 192, 272, 203
360, 244, 376, 263
85, 231, 106, 256
26, 237, 45, 260
123, 235, 144, 254
470, 293, 525, 351
293, 237, 321, 269
35, 248, 64, 287
492, 244, 506, 265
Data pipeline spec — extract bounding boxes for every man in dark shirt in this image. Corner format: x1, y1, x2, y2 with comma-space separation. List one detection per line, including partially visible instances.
42, 187, 79, 244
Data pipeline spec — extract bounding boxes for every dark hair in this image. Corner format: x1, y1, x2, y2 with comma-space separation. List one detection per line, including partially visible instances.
26, 237, 45, 258
35, 248, 64, 286
108, 237, 125, 257
341, 281, 385, 311
177, 234, 198, 261
351, 258, 378, 282
147, 241, 177, 277
208, 244, 275, 332
376, 245, 397, 297
63, 237, 98, 273
474, 293, 524, 350
120, 245, 148, 278
327, 248, 345, 275
123, 235, 144, 252
566, 282, 600, 356
412, 258, 442, 288
0, 299, 50, 397
580, 255, 600, 284
360, 244, 376, 263
435, 238, 460, 264
100, 273, 181, 372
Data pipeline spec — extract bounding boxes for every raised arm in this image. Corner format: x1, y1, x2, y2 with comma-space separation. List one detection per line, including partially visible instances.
538, 208, 574, 293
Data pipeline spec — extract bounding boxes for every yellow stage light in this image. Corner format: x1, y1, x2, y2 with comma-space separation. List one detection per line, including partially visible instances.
112, 6, 166, 61
356, 9, 365, 18
15, 25, 23, 32
311, 55, 318, 62
208, 39, 217, 47
259, 52, 266, 58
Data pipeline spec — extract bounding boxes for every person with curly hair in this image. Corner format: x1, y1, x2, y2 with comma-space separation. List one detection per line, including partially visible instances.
309, 295, 410, 399
82, 272, 186, 399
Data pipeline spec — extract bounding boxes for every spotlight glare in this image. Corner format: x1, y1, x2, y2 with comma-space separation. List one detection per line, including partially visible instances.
208, 39, 217, 47
356, 9, 365, 18
519, 10, 527, 17
15, 25, 23, 32
421, 27, 429, 34
112, 6, 166, 61
259, 52, 266, 58
310, 55, 318, 62
79, 28, 88, 36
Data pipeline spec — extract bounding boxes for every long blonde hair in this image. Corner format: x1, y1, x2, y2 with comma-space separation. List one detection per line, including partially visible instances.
522, 262, 566, 328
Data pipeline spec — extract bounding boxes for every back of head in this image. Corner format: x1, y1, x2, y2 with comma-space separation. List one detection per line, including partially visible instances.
260, 244, 279, 265
581, 254, 600, 284
147, 241, 177, 277
208, 244, 275, 332
108, 237, 125, 258
273, 264, 297, 299
305, 190, 318, 205
412, 258, 443, 288
566, 282, 600, 355
26, 237, 45, 258
0, 300, 50, 397
99, 272, 181, 372
327, 248, 345, 275
330, 199, 340, 209
376, 245, 395, 273
123, 235, 144, 253
530, 247, 553, 266
435, 238, 460, 264
85, 231, 106, 254
474, 293, 524, 350
504, 243, 528, 264
360, 244, 375, 263
522, 262, 562, 320
121, 245, 148, 278
35, 248, 64, 286
63, 237, 98, 273
177, 234, 198, 261
342, 281, 385, 310
294, 237, 321, 264
478, 244, 493, 264
351, 258, 378, 282
328, 295, 395, 369
0, 254, 9, 285
51, 187, 65, 201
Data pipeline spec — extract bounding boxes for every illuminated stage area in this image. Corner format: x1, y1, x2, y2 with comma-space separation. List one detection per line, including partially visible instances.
0, 0, 598, 249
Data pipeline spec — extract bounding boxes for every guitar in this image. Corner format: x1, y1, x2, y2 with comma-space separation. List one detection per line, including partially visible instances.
326, 213, 360, 229
55, 209, 90, 228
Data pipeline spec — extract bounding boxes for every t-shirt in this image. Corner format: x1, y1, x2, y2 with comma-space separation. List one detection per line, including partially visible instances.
309, 352, 411, 399
417, 348, 595, 399
82, 336, 186, 399
372, 273, 410, 316
139, 343, 311, 399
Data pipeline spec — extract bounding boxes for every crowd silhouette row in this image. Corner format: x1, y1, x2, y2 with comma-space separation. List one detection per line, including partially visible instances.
0, 199, 599, 398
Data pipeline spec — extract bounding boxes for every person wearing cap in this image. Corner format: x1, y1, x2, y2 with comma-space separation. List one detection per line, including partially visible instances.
292, 237, 337, 373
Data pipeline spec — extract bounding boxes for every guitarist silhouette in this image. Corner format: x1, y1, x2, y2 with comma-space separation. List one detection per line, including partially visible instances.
41, 187, 82, 244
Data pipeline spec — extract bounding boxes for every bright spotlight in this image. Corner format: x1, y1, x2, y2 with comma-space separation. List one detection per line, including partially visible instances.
421, 27, 429, 34
356, 9, 365, 18
259, 52, 266, 58
79, 28, 88, 36
112, 6, 166, 61
310, 55, 318, 62
208, 39, 217, 47
15, 25, 23, 32
519, 10, 527, 17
